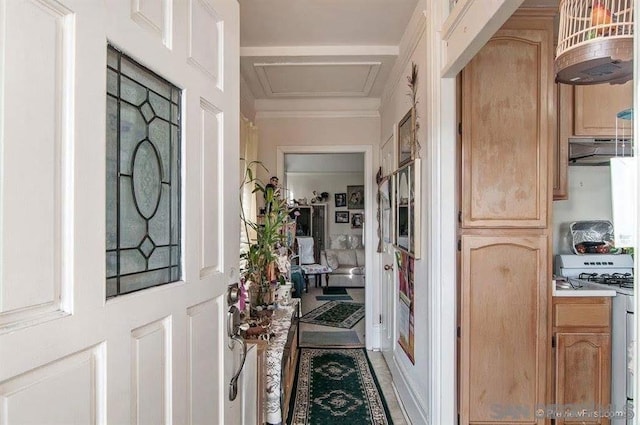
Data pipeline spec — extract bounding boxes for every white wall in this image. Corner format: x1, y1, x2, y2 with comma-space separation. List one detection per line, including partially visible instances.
255, 115, 379, 182
378, 1, 430, 422
552, 166, 613, 255
285, 172, 365, 239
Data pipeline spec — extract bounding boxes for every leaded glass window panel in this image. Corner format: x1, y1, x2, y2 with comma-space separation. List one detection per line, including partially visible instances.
106, 44, 181, 298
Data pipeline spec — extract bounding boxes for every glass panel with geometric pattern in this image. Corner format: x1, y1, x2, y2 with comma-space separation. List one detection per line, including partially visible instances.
106, 44, 182, 298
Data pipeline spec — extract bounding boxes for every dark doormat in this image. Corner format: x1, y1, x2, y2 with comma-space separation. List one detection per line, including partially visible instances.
315, 295, 353, 301
299, 330, 363, 348
287, 348, 393, 424
322, 287, 348, 295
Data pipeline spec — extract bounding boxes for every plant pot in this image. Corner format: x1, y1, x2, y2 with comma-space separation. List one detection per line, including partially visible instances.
247, 282, 275, 308
276, 283, 293, 305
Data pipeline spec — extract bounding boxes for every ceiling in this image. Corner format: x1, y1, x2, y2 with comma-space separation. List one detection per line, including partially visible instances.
239, 0, 420, 102
239, 0, 560, 104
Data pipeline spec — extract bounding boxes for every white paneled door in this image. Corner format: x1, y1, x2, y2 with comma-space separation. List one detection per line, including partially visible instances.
379, 132, 396, 363
0, 1, 242, 424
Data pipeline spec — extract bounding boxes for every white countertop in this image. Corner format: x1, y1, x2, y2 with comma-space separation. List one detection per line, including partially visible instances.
552, 279, 617, 297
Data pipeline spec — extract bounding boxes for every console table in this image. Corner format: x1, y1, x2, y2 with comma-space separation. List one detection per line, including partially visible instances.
245, 299, 300, 424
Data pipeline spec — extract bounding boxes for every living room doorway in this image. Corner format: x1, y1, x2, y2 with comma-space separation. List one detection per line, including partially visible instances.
278, 148, 372, 348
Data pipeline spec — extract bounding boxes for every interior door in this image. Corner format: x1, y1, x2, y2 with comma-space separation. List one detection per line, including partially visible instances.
0, 1, 242, 424
379, 133, 396, 360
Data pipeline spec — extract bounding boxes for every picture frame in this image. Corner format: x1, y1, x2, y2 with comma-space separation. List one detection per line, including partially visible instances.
334, 192, 347, 208
392, 158, 421, 259
377, 176, 392, 252
335, 211, 349, 223
347, 185, 365, 210
351, 213, 363, 229
397, 109, 413, 167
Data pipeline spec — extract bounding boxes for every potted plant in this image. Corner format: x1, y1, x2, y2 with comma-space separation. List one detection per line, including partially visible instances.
240, 162, 292, 311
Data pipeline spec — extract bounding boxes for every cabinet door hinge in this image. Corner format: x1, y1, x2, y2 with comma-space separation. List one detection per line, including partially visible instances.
458, 122, 462, 136
457, 326, 461, 338
457, 413, 460, 425
457, 239, 461, 251
551, 335, 556, 348
457, 210, 462, 223
379, 314, 383, 324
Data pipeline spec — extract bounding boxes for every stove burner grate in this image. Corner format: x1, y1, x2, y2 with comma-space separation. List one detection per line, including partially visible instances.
578, 272, 634, 289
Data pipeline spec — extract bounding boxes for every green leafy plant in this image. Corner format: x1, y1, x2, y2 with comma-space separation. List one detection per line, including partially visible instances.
240, 161, 291, 306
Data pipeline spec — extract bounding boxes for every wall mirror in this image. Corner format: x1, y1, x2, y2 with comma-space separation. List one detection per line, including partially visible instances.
393, 158, 420, 258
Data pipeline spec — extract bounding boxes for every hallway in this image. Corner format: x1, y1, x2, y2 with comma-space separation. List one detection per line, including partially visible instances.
287, 279, 408, 425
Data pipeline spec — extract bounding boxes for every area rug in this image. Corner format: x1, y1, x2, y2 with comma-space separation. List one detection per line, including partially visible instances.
300, 301, 365, 329
287, 348, 392, 425
315, 295, 353, 301
300, 331, 363, 348
323, 287, 348, 295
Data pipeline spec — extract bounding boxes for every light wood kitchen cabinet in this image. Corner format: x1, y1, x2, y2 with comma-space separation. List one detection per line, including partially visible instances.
553, 297, 612, 425
554, 83, 571, 200
459, 235, 549, 425
459, 10, 554, 425
461, 11, 554, 229
574, 81, 633, 137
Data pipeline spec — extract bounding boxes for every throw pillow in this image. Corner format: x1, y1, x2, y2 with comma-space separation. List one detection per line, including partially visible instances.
348, 235, 362, 249
325, 252, 339, 270
330, 234, 347, 249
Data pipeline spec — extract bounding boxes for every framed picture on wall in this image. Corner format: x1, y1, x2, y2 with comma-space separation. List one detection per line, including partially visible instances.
393, 158, 421, 259
335, 193, 347, 208
398, 109, 413, 167
351, 213, 363, 229
347, 185, 364, 209
335, 211, 349, 223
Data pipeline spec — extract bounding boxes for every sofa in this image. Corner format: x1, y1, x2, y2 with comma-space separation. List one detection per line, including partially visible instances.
320, 248, 365, 287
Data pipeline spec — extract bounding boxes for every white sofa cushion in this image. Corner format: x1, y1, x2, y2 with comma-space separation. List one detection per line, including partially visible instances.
335, 249, 357, 266
355, 249, 365, 266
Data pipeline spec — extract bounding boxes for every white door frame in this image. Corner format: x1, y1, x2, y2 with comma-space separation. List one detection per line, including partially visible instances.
276, 144, 379, 350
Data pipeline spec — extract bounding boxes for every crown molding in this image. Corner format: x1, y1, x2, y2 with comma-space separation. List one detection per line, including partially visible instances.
256, 110, 380, 119
255, 97, 381, 119
240, 45, 399, 57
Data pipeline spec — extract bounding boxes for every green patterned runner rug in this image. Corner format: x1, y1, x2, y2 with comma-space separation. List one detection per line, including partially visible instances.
287, 348, 393, 425
300, 301, 365, 329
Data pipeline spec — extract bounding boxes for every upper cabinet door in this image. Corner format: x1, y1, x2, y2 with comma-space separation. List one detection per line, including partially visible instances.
461, 14, 554, 228
574, 81, 633, 137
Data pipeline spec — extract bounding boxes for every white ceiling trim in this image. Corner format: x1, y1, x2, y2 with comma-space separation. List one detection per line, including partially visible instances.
255, 97, 380, 118
256, 110, 380, 119
254, 61, 382, 98
240, 45, 399, 57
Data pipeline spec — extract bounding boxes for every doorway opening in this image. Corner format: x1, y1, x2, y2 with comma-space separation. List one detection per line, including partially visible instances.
280, 149, 371, 348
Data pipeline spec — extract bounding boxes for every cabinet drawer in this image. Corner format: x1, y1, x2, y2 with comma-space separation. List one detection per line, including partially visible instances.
554, 302, 610, 328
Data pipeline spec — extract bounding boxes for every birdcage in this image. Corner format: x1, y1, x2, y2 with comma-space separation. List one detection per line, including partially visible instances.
555, 0, 633, 84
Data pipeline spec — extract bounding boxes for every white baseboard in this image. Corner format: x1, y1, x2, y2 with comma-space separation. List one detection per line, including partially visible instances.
387, 355, 429, 424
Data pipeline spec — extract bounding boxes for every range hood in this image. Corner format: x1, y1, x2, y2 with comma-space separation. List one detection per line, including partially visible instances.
569, 138, 634, 165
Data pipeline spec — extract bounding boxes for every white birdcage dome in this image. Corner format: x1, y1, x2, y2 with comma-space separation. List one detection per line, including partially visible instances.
555, 0, 633, 84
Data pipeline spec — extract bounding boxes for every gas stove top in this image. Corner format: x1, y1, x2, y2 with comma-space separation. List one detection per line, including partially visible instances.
577, 272, 634, 288
556, 254, 634, 295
